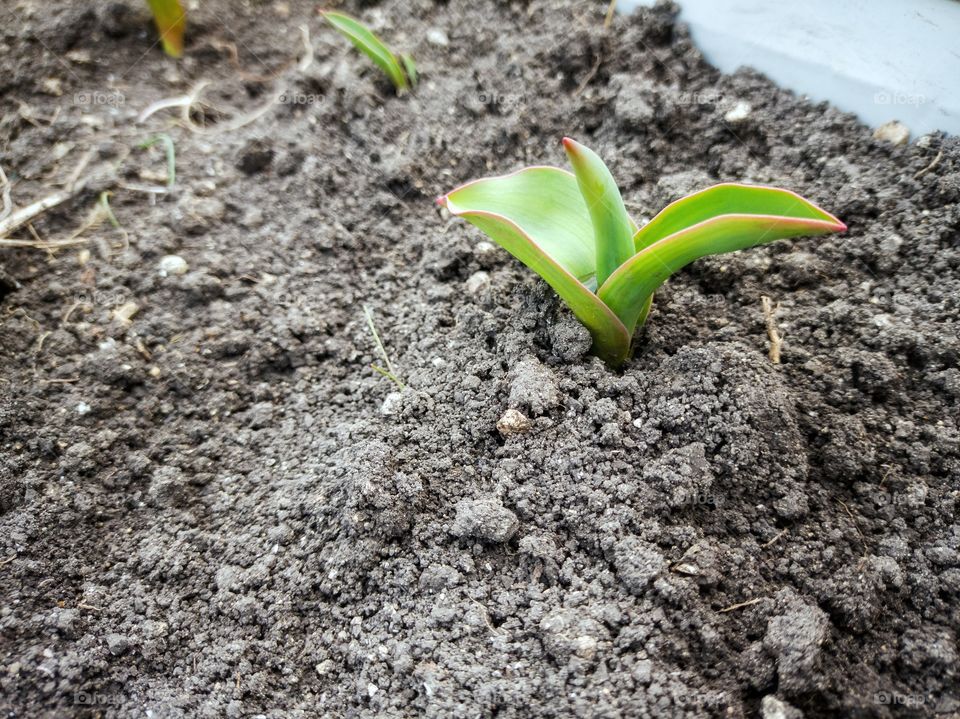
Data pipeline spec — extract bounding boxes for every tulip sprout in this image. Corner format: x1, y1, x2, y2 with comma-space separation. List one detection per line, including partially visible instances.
146, 0, 186, 57
439, 138, 846, 367
321, 11, 417, 93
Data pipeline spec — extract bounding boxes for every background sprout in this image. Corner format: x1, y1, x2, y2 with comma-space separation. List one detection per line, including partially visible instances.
438, 138, 846, 368
321, 11, 416, 93
146, 0, 186, 58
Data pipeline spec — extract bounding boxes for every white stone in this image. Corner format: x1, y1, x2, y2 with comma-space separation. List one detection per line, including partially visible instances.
474, 241, 496, 255
427, 29, 449, 47
158, 255, 189, 276
380, 391, 403, 416
724, 101, 752, 123
872, 120, 910, 146
465, 271, 490, 295
496, 408, 531, 435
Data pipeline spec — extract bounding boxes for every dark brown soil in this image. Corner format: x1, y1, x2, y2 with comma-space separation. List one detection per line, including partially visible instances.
1, 1, 959, 717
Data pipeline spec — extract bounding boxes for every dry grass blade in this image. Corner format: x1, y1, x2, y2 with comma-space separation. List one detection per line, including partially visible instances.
363, 305, 405, 390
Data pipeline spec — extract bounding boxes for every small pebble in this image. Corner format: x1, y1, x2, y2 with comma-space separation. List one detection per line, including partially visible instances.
111, 301, 139, 324
380, 391, 403, 416
158, 255, 189, 276
724, 101, 752, 124
41, 77, 63, 96
450, 497, 519, 542
76, 402, 92, 415
465, 271, 490, 295
497, 408, 531, 435
872, 120, 910, 146
427, 28, 449, 47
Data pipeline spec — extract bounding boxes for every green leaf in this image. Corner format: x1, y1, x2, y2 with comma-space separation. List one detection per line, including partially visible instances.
146, 0, 186, 58
633, 183, 844, 252
138, 134, 176, 187
322, 11, 409, 92
599, 189, 847, 333
562, 138, 636, 288
400, 53, 418, 87
440, 167, 631, 366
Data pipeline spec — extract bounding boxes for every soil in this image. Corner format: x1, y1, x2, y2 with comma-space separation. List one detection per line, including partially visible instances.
1, 1, 959, 717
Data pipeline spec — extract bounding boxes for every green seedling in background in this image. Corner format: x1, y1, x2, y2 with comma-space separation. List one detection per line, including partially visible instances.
138, 134, 176, 188
363, 305, 405, 389
147, 0, 186, 57
439, 137, 846, 368
321, 11, 416, 93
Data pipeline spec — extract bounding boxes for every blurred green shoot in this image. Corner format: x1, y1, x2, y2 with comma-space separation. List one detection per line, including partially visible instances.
146, 0, 186, 58
139, 134, 176, 188
321, 11, 416, 93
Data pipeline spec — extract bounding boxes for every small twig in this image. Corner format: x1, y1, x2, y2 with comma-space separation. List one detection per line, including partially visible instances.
761, 295, 783, 364
0, 236, 90, 250
0, 149, 101, 242
0, 554, 16, 566
913, 150, 942, 179
719, 597, 764, 613
137, 92, 195, 124
604, 0, 618, 28
878, 465, 894, 488
117, 182, 170, 195
0, 188, 77, 239
574, 54, 602, 97
77, 602, 101, 612
471, 599, 504, 636
64, 148, 95, 189
42, 377, 80, 384
363, 305, 405, 390
0, 165, 12, 221
761, 529, 788, 549
837, 499, 868, 555
35, 331, 51, 354
297, 25, 314, 72
182, 82, 277, 135
26, 223, 44, 245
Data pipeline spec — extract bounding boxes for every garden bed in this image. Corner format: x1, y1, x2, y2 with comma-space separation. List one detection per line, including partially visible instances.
1, 1, 958, 717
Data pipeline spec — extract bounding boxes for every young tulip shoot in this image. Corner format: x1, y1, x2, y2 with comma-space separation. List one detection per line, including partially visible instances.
438, 138, 846, 368
146, 0, 186, 58
321, 11, 416, 93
